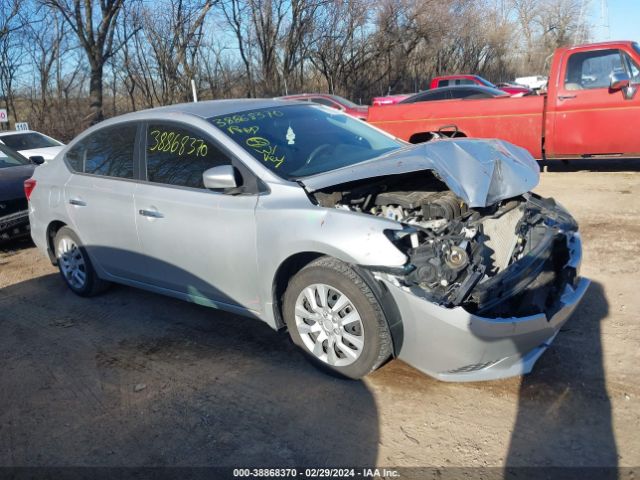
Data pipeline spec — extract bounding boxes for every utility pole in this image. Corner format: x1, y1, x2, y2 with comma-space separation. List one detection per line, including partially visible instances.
575, 0, 589, 43
600, 0, 610, 40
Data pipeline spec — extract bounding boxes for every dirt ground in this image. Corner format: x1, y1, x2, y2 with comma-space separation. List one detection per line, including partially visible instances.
1, 159, 639, 473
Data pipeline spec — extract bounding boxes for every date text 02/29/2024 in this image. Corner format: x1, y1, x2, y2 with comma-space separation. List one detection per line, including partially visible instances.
232, 468, 400, 478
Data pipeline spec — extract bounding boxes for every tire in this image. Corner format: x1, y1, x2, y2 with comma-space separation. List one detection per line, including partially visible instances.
283, 256, 392, 379
53, 226, 110, 297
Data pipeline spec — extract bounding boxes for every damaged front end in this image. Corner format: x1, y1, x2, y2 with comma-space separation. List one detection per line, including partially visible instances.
312, 171, 579, 320
302, 139, 589, 381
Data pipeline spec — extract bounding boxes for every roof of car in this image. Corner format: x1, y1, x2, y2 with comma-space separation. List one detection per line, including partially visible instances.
416, 85, 506, 95
433, 74, 480, 79
177, 98, 299, 116
279, 93, 333, 98
119, 98, 302, 121
400, 85, 507, 103
0, 130, 39, 136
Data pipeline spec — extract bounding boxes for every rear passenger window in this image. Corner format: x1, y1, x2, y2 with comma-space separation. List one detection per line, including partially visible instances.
65, 124, 136, 179
145, 124, 232, 189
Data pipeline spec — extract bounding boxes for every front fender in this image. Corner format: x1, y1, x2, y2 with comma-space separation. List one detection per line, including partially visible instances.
255, 183, 407, 328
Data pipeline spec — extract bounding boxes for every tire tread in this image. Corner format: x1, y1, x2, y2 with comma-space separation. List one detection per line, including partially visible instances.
289, 256, 392, 377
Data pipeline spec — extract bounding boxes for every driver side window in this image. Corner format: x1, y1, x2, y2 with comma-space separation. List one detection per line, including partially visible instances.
145, 123, 232, 189
564, 49, 624, 90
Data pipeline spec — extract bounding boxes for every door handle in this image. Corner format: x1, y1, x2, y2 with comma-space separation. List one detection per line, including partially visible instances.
69, 198, 87, 206
139, 209, 164, 218
558, 95, 577, 100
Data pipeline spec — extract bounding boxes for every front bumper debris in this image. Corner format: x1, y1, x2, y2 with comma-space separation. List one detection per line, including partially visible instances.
379, 231, 589, 382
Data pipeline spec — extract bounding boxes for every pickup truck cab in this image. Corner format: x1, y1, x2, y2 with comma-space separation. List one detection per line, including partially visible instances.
369, 41, 640, 159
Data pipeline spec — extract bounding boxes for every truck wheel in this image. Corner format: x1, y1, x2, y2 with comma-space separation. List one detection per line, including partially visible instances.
283, 256, 392, 379
54, 227, 109, 297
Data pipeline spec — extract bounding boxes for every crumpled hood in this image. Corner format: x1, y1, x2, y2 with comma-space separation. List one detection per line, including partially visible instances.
299, 138, 540, 208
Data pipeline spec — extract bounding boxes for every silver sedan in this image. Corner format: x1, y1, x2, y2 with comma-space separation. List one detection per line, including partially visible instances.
26, 99, 589, 381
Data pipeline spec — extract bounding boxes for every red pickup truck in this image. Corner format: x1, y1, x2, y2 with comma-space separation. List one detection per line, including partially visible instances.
369, 41, 640, 159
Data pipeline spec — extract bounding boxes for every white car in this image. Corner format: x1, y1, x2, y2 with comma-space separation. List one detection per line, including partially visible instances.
0, 130, 65, 161
514, 75, 548, 91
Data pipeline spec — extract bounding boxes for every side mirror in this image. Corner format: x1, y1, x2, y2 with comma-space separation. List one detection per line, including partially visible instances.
203, 165, 238, 190
29, 156, 45, 165
610, 71, 630, 91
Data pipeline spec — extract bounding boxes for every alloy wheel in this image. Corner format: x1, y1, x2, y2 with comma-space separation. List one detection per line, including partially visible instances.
57, 236, 87, 290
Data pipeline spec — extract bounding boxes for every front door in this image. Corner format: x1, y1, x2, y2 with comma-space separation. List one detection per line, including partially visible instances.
134, 122, 261, 313
549, 47, 640, 157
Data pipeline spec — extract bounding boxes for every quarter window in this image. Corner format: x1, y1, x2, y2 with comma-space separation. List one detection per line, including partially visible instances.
145, 124, 232, 189
65, 124, 136, 178
564, 49, 624, 90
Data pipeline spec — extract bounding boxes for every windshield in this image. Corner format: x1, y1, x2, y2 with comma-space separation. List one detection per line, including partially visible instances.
634, 43, 640, 57
0, 144, 29, 169
0, 132, 61, 150
210, 105, 402, 179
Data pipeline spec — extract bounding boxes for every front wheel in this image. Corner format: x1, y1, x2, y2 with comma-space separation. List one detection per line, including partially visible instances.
283, 257, 392, 379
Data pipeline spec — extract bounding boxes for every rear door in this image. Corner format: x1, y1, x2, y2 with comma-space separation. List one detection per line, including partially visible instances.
63, 123, 143, 279
133, 121, 261, 311
549, 48, 640, 157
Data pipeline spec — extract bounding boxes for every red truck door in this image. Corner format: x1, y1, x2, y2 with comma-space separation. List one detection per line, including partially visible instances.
548, 47, 640, 157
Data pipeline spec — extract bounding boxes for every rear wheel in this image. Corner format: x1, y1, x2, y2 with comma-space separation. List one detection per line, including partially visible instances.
283, 257, 392, 379
54, 226, 109, 296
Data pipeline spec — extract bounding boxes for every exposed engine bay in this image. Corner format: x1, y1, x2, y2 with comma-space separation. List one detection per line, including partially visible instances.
311, 171, 579, 318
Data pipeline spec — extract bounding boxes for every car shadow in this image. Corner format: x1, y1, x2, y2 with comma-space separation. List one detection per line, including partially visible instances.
540, 157, 640, 172
505, 281, 617, 478
0, 270, 379, 468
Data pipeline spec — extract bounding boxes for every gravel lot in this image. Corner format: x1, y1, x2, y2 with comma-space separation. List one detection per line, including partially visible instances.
1, 159, 639, 473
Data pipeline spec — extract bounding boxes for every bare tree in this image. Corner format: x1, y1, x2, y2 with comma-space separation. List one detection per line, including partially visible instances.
219, 0, 257, 97
43, 0, 129, 124
308, 0, 371, 95
0, 0, 592, 140
25, 9, 69, 126
0, 0, 26, 127
141, 0, 215, 104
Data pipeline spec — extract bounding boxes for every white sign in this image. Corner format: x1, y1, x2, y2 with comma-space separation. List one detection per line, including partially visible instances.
0, 109, 7, 123
15, 122, 29, 131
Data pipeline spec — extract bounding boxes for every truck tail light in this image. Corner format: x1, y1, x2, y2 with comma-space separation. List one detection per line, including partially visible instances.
24, 179, 37, 201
